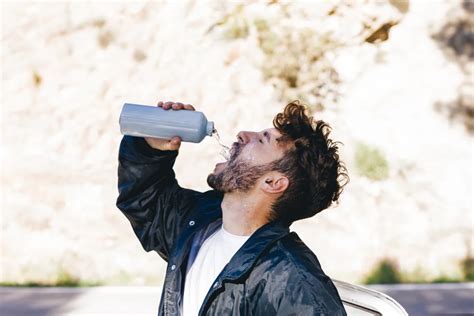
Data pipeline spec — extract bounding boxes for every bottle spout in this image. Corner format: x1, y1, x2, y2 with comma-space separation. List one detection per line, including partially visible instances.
206, 121, 215, 136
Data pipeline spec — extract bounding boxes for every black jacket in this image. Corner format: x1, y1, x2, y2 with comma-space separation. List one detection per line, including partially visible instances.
116, 136, 347, 316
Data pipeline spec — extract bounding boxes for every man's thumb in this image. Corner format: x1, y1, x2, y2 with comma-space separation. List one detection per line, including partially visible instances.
168, 137, 181, 150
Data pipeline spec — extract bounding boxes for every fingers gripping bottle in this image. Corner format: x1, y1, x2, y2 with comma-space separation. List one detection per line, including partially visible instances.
119, 103, 215, 143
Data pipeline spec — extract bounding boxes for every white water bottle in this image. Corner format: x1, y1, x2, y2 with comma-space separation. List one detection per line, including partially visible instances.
119, 103, 215, 143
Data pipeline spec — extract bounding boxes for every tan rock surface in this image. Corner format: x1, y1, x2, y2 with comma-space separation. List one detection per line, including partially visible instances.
1, 0, 472, 285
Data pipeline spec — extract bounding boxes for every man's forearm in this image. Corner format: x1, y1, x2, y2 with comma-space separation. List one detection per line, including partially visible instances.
116, 135, 179, 255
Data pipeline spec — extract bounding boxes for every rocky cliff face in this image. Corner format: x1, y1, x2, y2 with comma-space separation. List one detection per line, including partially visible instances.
1, 0, 472, 284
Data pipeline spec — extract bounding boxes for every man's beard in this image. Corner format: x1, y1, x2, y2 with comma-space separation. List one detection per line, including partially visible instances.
207, 143, 274, 193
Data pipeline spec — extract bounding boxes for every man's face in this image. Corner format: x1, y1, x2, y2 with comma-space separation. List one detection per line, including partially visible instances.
207, 128, 291, 192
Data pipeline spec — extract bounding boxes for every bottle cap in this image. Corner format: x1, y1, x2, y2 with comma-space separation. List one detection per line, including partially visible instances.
206, 121, 215, 136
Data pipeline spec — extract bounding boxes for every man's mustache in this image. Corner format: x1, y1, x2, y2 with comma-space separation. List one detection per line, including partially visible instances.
228, 142, 241, 162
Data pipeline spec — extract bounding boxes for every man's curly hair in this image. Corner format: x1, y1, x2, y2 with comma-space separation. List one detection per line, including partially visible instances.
270, 100, 349, 225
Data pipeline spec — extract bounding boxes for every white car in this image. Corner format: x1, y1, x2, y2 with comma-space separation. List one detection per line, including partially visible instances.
334, 280, 408, 315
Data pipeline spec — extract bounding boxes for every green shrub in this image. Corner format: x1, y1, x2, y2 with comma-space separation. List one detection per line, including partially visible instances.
462, 256, 474, 281
363, 258, 402, 284
206, 5, 249, 40
55, 269, 81, 286
432, 275, 462, 283
363, 258, 472, 284
223, 17, 249, 39
355, 143, 389, 180
0, 268, 101, 287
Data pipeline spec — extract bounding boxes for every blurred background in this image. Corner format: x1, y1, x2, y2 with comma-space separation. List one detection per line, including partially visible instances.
1, 0, 473, 301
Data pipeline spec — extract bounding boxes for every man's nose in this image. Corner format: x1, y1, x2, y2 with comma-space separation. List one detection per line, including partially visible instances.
237, 131, 258, 144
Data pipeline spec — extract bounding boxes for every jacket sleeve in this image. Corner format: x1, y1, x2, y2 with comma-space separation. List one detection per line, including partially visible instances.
116, 135, 202, 261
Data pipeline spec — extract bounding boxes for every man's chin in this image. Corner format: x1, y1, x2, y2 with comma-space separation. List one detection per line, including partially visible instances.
207, 171, 222, 191
208, 161, 234, 191
213, 162, 227, 173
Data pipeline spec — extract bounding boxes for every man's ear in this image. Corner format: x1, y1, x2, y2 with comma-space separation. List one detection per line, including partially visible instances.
261, 172, 289, 194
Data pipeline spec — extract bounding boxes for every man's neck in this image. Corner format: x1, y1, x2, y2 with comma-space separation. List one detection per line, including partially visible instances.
221, 190, 270, 236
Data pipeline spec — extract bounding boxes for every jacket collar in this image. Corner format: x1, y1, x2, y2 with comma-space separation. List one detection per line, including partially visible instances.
219, 220, 290, 282
172, 192, 291, 282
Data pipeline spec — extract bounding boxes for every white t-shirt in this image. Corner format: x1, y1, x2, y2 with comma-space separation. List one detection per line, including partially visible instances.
182, 225, 250, 316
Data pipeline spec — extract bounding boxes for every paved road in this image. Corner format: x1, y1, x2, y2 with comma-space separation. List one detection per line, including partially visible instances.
370, 283, 474, 316
1, 283, 473, 315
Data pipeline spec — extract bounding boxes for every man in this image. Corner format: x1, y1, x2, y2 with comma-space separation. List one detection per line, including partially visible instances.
116, 100, 349, 315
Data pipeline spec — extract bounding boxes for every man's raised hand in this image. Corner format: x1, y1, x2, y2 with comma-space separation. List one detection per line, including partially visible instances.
144, 101, 196, 151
